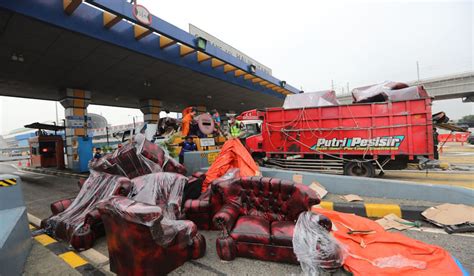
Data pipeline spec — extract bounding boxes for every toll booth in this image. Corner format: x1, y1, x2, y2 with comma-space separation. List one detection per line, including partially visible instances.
24, 123, 65, 169
28, 136, 65, 169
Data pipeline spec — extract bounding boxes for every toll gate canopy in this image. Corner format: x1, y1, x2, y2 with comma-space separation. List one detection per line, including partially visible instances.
0, 0, 299, 113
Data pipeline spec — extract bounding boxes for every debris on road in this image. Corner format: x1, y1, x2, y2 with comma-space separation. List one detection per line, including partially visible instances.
293, 174, 303, 183
312, 207, 468, 275
293, 211, 345, 275
422, 203, 474, 233
342, 194, 364, 202
376, 213, 420, 231
309, 181, 328, 199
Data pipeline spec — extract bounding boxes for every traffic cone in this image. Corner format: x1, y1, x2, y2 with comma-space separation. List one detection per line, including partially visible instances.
18, 161, 22, 167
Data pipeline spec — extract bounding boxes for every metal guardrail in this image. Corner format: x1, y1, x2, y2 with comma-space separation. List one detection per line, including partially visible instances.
0, 156, 30, 162
0, 147, 30, 151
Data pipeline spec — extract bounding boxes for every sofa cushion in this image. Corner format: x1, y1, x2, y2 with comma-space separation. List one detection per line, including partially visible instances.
271, 221, 294, 246
231, 216, 270, 244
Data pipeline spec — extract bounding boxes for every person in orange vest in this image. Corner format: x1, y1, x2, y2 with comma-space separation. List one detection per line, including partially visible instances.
181, 107, 197, 137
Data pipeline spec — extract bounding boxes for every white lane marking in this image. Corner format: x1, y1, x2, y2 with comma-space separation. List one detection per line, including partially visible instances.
81, 248, 109, 267
407, 227, 474, 237
27, 213, 42, 227
13, 169, 58, 179
28, 212, 111, 271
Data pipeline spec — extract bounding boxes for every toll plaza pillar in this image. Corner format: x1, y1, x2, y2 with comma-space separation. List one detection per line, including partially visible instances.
60, 89, 93, 172
139, 99, 161, 140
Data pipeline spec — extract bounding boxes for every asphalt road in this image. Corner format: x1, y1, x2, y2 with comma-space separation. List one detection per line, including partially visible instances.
1, 162, 473, 275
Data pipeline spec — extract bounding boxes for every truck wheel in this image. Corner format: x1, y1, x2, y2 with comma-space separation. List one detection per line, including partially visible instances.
344, 162, 375, 177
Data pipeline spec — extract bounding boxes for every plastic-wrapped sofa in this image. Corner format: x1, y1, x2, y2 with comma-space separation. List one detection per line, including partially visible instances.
42, 171, 132, 251
212, 176, 337, 264
183, 169, 242, 230
98, 196, 206, 275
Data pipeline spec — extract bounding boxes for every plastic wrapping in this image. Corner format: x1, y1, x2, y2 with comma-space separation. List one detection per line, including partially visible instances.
130, 173, 187, 219
351, 82, 428, 103
44, 171, 131, 244
283, 90, 340, 109
99, 196, 174, 247
372, 254, 426, 269
101, 196, 163, 227
293, 211, 346, 275
384, 86, 429, 102
215, 168, 241, 181
88, 153, 124, 176
129, 172, 194, 247
89, 134, 186, 179
112, 138, 162, 179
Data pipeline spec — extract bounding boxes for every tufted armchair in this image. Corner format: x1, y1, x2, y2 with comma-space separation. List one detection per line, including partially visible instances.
42, 172, 132, 251
183, 171, 235, 230
212, 176, 334, 264
98, 196, 206, 276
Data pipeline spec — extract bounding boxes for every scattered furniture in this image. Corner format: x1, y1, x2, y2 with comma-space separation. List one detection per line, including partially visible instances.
183, 172, 228, 230
213, 176, 332, 264
41, 173, 131, 251
98, 196, 206, 275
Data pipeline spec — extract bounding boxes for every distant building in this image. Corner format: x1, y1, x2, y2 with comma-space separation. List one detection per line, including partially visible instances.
0, 114, 145, 152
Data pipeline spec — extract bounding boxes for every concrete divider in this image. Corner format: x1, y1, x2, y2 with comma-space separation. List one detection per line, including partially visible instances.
260, 167, 474, 205
317, 201, 428, 220
0, 175, 32, 276
184, 150, 220, 176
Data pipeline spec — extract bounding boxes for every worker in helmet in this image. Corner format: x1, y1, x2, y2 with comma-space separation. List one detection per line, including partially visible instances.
181, 107, 197, 137
229, 116, 242, 138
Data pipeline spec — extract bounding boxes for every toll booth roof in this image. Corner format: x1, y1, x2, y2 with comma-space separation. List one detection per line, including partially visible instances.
24, 123, 65, 131
0, 0, 300, 113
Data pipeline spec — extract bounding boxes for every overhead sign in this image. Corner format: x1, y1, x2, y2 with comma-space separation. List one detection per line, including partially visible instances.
66, 116, 92, 129
133, 4, 152, 25
189, 24, 272, 76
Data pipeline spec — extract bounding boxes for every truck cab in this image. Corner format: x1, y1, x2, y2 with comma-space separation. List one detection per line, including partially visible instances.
237, 109, 265, 158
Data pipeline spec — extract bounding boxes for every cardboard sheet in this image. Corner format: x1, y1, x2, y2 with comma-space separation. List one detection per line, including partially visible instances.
309, 181, 328, 199
376, 214, 413, 231
292, 174, 303, 183
422, 203, 474, 226
342, 194, 364, 202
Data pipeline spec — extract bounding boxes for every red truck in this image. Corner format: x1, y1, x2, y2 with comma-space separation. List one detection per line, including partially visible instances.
239, 86, 441, 177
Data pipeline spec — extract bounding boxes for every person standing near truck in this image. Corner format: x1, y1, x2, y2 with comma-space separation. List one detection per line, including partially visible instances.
229, 116, 242, 138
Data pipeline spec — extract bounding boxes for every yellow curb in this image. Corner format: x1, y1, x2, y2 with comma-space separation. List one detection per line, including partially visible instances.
365, 203, 402, 218
58, 251, 88, 268
34, 234, 57, 246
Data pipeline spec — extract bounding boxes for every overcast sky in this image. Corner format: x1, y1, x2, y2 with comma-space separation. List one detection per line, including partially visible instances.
0, 0, 472, 134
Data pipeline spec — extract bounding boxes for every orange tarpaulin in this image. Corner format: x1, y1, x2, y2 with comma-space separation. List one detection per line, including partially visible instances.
311, 207, 465, 276
202, 139, 259, 192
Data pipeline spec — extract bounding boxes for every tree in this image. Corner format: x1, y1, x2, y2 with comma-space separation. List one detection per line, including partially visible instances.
458, 115, 474, 124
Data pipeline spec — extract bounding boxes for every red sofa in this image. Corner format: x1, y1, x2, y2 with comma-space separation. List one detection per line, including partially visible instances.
98, 196, 206, 276
183, 172, 236, 230
212, 176, 338, 266
42, 173, 132, 251
183, 169, 245, 230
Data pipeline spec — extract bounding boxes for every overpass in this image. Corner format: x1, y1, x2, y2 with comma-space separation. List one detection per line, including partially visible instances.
337, 71, 474, 103
0, 0, 300, 171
